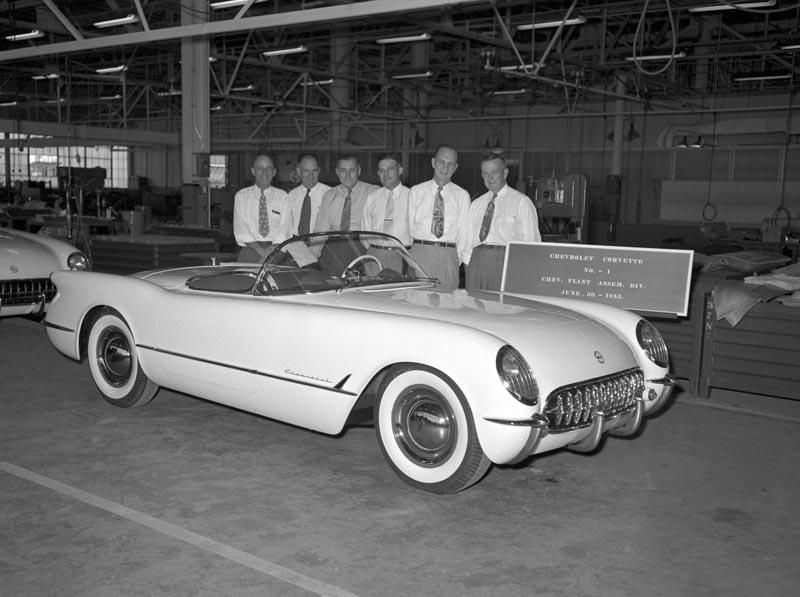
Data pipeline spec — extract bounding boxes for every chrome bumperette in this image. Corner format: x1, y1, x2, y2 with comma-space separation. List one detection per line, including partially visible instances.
544, 368, 645, 433
485, 414, 549, 465
0, 277, 56, 310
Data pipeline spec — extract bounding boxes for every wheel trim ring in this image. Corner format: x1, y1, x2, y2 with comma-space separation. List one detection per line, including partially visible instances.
96, 327, 133, 388
392, 385, 457, 467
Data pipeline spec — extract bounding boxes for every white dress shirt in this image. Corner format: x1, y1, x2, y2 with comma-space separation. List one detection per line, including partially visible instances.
286, 182, 331, 235
314, 180, 379, 232
361, 183, 411, 246
407, 179, 471, 264
465, 184, 541, 264
233, 184, 291, 246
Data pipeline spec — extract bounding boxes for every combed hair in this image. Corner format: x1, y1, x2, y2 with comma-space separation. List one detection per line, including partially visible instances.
481, 152, 506, 167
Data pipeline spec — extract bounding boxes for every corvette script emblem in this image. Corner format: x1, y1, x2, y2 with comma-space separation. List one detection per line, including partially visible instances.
594, 350, 605, 364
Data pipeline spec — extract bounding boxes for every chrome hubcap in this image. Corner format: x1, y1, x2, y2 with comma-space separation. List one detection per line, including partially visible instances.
392, 385, 456, 467
97, 327, 132, 387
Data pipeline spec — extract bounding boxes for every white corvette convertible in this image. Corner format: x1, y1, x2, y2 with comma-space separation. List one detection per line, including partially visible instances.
44, 231, 674, 493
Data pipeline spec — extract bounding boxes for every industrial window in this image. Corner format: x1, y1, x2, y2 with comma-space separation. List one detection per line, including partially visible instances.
209, 154, 227, 188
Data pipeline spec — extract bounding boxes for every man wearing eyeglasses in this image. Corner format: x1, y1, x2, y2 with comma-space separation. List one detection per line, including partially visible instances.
286, 153, 331, 238
233, 153, 291, 262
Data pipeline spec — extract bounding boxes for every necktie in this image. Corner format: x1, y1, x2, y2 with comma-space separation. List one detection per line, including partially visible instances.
479, 192, 497, 242
258, 189, 270, 236
340, 188, 352, 231
431, 185, 444, 238
384, 191, 394, 232
298, 188, 311, 235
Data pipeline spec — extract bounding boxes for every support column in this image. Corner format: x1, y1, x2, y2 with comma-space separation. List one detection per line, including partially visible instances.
181, 0, 210, 226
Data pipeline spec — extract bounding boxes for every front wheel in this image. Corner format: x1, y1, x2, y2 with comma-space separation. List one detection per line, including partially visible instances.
87, 310, 159, 408
375, 366, 490, 494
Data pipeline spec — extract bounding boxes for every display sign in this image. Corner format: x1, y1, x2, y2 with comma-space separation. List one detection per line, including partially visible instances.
502, 242, 694, 316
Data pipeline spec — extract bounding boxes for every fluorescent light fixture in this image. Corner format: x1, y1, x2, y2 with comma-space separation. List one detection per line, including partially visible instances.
499, 62, 544, 71
99, 94, 122, 100
0, 101, 19, 107
391, 70, 433, 80
95, 65, 128, 74
211, 104, 223, 111
262, 45, 308, 57
376, 32, 431, 45
780, 43, 800, 50
490, 88, 528, 96
734, 73, 791, 81
210, 0, 269, 9
157, 89, 182, 96
518, 16, 586, 31
32, 73, 60, 80
5, 29, 43, 41
209, 56, 218, 63
300, 78, 334, 86
625, 52, 686, 62
46, 98, 65, 104
93, 14, 139, 28
231, 84, 254, 91
688, 1, 774, 13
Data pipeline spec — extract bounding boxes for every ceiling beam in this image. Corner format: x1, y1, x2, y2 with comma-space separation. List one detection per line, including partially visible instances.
0, 0, 484, 63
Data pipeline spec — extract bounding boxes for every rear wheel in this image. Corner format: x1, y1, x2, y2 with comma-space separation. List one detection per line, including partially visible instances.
375, 366, 490, 494
87, 310, 158, 408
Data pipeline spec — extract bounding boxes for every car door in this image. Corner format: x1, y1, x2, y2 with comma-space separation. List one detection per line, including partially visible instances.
152, 290, 262, 403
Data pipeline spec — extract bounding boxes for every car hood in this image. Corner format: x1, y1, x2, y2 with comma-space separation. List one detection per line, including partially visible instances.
301, 287, 638, 378
0, 228, 59, 277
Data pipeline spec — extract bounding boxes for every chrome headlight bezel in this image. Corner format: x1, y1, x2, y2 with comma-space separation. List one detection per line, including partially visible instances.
67, 251, 90, 271
496, 345, 538, 406
636, 319, 669, 368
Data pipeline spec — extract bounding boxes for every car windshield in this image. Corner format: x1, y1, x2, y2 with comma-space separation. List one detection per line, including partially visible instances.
254, 231, 435, 295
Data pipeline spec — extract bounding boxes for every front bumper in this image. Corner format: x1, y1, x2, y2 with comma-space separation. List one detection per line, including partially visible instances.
485, 372, 675, 464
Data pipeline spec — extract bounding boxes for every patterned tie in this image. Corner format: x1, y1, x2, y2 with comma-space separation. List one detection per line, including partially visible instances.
340, 187, 352, 231
258, 189, 270, 236
479, 192, 497, 242
298, 188, 311, 235
431, 185, 444, 238
384, 191, 394, 232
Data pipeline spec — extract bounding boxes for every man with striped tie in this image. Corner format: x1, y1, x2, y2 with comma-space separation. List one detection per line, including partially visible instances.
286, 153, 330, 238
233, 154, 291, 263
465, 153, 541, 291
407, 144, 471, 290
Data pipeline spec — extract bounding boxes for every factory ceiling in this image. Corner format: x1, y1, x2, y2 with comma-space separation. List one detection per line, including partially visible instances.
0, 0, 799, 140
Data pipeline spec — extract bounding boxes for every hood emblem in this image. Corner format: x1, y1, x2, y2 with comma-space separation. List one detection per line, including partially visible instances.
594, 350, 605, 364
10, 265, 19, 273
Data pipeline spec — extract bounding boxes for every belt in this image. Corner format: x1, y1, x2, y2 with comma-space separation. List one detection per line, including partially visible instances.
413, 239, 456, 248
476, 243, 505, 250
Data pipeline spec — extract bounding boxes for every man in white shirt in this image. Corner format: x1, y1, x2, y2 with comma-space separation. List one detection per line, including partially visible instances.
407, 144, 470, 290
286, 153, 331, 237
361, 153, 411, 272
465, 152, 541, 291
314, 155, 379, 233
233, 154, 291, 262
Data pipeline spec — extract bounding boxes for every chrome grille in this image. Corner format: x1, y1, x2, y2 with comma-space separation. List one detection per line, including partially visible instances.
0, 277, 57, 306
544, 368, 645, 432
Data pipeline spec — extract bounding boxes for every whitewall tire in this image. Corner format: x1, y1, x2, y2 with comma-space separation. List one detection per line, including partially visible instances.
375, 365, 490, 494
87, 310, 159, 408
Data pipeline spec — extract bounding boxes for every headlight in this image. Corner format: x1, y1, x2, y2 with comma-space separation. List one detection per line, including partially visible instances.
496, 345, 538, 406
67, 252, 90, 271
636, 319, 669, 367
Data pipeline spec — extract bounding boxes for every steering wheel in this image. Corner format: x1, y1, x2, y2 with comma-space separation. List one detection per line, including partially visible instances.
341, 254, 383, 278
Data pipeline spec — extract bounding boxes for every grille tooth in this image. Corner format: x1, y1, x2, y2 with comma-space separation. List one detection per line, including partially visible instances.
0, 278, 56, 307
544, 369, 644, 432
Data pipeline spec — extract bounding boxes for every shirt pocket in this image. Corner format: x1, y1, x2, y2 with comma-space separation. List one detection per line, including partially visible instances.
499, 215, 517, 237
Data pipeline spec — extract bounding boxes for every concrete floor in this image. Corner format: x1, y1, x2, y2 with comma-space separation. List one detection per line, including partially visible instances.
2, 315, 799, 597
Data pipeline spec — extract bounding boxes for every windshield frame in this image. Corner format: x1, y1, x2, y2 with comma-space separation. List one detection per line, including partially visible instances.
253, 231, 436, 297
